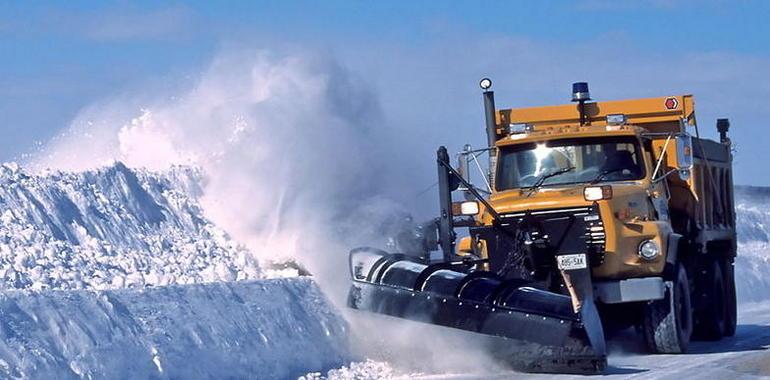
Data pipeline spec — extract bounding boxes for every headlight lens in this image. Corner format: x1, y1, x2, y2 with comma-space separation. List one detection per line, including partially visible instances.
584, 185, 613, 201
460, 201, 479, 215
638, 240, 660, 261
452, 201, 480, 216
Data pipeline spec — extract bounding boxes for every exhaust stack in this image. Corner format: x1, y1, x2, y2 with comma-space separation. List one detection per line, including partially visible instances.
481, 78, 497, 187
717, 118, 731, 144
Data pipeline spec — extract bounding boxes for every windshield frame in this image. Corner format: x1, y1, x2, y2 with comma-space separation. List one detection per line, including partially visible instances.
494, 136, 648, 192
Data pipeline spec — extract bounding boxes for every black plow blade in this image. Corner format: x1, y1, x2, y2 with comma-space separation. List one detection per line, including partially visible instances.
347, 249, 607, 374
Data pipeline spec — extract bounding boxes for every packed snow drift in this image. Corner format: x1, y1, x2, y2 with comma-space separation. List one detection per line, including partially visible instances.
0, 278, 348, 380
0, 161, 260, 291
0, 162, 351, 379
733, 186, 770, 303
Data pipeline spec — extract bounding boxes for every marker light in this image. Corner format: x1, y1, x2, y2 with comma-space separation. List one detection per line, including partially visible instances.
606, 114, 627, 126
479, 78, 492, 90
638, 240, 660, 261
584, 185, 613, 201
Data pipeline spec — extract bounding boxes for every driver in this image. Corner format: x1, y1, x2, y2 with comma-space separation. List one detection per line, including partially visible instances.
601, 150, 641, 178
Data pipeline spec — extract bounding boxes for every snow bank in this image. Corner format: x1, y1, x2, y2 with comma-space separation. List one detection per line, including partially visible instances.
0, 162, 352, 378
0, 278, 349, 379
0, 162, 261, 290
734, 242, 770, 303
734, 186, 770, 303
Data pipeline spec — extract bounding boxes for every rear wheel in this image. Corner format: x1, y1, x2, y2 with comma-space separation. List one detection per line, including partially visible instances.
642, 264, 692, 353
722, 259, 737, 337
693, 260, 726, 340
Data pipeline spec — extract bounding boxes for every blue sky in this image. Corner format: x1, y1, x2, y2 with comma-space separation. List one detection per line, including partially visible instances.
2, 1, 770, 185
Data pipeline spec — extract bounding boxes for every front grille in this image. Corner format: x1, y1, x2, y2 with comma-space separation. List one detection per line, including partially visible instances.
583, 213, 606, 265
471, 205, 607, 280
499, 206, 594, 221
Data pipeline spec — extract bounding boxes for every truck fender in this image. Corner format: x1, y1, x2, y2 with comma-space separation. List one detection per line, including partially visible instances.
666, 233, 683, 265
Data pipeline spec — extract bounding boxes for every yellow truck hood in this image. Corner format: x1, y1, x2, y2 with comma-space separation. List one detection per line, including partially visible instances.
482, 181, 649, 222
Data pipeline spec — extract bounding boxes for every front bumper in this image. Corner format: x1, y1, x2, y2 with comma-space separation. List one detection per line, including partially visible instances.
594, 277, 665, 304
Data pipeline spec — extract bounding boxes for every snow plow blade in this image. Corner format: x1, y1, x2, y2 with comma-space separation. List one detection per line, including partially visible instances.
347, 249, 607, 374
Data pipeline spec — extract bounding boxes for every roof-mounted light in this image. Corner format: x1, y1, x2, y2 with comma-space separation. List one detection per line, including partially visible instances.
479, 78, 492, 90
571, 82, 591, 102
508, 123, 534, 135
606, 114, 627, 126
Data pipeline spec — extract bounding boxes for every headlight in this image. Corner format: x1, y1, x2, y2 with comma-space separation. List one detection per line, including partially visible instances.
638, 240, 660, 261
460, 201, 479, 215
452, 201, 480, 216
584, 185, 613, 201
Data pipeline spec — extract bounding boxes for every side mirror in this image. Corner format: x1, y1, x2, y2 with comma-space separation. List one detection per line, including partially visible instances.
675, 134, 693, 181
457, 144, 472, 184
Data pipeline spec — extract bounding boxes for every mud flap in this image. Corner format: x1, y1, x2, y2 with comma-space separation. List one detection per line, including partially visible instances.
347, 249, 607, 374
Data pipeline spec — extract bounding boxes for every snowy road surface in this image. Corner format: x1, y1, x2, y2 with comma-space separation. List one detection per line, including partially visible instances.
416, 303, 770, 379
324, 302, 770, 379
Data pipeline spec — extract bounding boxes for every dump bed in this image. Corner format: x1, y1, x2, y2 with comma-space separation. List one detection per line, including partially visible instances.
670, 137, 735, 248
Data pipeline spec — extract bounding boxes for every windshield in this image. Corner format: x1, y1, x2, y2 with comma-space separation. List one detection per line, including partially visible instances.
496, 136, 645, 191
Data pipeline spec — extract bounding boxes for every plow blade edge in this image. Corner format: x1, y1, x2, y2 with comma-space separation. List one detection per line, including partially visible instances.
347, 248, 607, 374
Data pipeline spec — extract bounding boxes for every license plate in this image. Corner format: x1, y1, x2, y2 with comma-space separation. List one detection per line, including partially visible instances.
557, 254, 588, 270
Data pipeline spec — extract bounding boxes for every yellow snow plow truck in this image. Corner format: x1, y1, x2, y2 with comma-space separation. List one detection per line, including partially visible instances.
347, 80, 737, 374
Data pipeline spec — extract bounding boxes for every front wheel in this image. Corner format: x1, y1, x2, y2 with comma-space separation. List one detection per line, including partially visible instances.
642, 264, 693, 353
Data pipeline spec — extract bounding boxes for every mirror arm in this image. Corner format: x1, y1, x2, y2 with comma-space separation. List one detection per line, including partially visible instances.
652, 168, 678, 184
652, 133, 673, 181
438, 157, 502, 223
457, 146, 494, 193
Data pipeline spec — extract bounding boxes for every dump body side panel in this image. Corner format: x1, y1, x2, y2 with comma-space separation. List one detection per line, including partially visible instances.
654, 134, 736, 253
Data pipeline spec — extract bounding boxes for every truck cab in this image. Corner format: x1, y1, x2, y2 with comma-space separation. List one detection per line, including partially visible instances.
478, 126, 672, 279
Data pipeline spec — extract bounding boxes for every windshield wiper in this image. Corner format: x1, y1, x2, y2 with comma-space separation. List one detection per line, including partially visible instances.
525, 166, 575, 197
589, 168, 626, 184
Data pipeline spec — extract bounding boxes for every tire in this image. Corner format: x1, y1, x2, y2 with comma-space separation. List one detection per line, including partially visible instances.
642, 264, 693, 353
692, 260, 726, 341
722, 259, 737, 337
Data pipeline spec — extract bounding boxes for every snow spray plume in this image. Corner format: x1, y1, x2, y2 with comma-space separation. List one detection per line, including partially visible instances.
33, 51, 402, 290
32, 49, 500, 373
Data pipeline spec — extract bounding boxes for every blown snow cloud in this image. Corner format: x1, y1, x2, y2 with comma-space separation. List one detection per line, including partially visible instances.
31, 51, 408, 288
